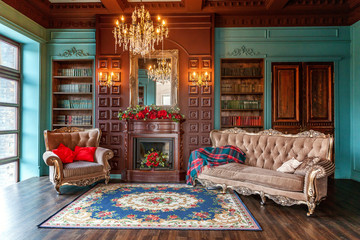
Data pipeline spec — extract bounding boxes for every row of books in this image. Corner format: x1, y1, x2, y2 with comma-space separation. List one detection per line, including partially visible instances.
222, 83, 263, 93
57, 84, 92, 93
221, 116, 262, 126
56, 115, 92, 125
222, 100, 261, 110
57, 100, 92, 109
221, 67, 262, 77
57, 68, 92, 77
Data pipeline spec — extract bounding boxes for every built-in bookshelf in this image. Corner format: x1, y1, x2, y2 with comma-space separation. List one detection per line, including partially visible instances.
220, 59, 264, 131
52, 60, 94, 129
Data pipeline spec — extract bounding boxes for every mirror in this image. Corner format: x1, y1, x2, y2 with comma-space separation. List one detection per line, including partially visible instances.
129, 49, 179, 107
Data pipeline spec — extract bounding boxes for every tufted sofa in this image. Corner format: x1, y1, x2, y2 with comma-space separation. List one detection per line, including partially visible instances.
43, 127, 114, 194
196, 128, 335, 216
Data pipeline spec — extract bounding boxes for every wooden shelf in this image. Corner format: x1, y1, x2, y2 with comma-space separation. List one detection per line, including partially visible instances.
53, 124, 93, 127
221, 92, 263, 95
220, 58, 264, 131
53, 76, 92, 79
51, 59, 94, 130
222, 125, 263, 128
53, 108, 92, 111
222, 109, 263, 111
53, 92, 92, 95
221, 76, 263, 79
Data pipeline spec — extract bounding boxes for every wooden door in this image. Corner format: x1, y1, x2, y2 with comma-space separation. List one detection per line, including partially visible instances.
304, 62, 334, 134
272, 63, 302, 134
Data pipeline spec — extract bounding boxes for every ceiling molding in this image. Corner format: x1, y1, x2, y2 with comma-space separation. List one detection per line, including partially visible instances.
1, 0, 358, 28
216, 14, 348, 28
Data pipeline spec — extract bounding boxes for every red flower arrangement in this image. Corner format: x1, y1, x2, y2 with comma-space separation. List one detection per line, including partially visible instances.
141, 148, 168, 169
118, 105, 184, 122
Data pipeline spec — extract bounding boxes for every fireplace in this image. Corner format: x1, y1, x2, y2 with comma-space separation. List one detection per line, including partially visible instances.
134, 138, 174, 170
124, 119, 184, 182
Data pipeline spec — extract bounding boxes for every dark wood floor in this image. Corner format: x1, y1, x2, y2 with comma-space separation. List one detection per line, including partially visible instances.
1, 177, 359, 240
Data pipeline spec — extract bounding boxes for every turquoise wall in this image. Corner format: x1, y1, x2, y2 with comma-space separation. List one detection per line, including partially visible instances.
138, 69, 156, 105
215, 27, 351, 179
42, 29, 96, 175
350, 21, 360, 182
0, 6, 47, 180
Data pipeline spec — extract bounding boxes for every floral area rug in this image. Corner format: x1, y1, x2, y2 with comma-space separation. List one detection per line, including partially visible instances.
39, 183, 261, 230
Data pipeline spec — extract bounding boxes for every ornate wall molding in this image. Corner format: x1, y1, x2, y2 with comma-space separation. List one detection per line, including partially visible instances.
58, 47, 90, 57
227, 46, 260, 57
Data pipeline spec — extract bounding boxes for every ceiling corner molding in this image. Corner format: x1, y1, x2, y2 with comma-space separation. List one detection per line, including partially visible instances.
49, 18, 96, 29
58, 47, 90, 57
226, 46, 261, 57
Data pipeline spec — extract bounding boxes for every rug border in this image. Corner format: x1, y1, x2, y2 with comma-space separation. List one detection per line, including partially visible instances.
38, 183, 262, 231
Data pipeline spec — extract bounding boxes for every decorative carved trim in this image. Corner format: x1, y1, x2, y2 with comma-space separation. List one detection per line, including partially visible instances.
65, 175, 107, 187
227, 46, 260, 57
58, 47, 90, 57
216, 128, 328, 138
196, 178, 323, 216
50, 3, 105, 10
216, 15, 348, 27
129, 49, 179, 107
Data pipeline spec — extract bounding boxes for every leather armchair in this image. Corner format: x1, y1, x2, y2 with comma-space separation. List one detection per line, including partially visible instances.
43, 127, 114, 194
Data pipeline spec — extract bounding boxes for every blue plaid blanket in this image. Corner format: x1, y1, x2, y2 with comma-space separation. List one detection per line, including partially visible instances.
186, 145, 246, 185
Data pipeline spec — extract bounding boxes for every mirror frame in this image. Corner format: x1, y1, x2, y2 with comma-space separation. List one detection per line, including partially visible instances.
129, 49, 179, 108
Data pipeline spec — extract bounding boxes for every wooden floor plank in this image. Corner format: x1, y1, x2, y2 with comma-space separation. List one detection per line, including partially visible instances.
0, 177, 360, 240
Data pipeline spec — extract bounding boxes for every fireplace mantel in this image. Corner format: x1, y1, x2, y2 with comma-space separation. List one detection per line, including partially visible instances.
123, 119, 185, 182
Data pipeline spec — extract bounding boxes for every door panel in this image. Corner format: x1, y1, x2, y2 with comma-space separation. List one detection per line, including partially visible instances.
272, 63, 301, 132
305, 63, 333, 124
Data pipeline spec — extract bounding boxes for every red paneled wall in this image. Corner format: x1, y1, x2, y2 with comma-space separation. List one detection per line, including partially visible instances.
95, 14, 214, 176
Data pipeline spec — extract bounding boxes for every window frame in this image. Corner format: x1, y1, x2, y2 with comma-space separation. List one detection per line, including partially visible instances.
0, 34, 21, 182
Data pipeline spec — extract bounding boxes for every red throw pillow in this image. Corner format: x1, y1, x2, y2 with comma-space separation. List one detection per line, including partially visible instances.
74, 146, 97, 162
52, 143, 75, 164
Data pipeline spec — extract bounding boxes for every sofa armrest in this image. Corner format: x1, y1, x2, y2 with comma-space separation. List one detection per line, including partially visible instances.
94, 147, 114, 171
306, 160, 335, 179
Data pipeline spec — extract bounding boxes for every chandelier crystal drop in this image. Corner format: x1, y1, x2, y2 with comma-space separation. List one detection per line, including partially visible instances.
147, 58, 172, 84
113, 5, 169, 57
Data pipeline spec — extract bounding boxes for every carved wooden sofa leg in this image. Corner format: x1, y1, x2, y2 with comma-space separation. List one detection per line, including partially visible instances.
55, 184, 61, 195
260, 192, 266, 205
307, 202, 316, 217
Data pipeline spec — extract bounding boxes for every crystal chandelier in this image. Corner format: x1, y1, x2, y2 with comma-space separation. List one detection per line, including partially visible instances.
113, 5, 169, 57
148, 58, 172, 84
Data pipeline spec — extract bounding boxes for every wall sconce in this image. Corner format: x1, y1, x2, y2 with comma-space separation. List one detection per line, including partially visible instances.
99, 72, 118, 87
190, 71, 210, 87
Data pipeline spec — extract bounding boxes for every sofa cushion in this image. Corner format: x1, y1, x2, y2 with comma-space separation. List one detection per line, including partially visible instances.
74, 146, 97, 162
200, 162, 304, 192
63, 161, 104, 178
52, 143, 75, 164
294, 157, 321, 176
276, 157, 302, 173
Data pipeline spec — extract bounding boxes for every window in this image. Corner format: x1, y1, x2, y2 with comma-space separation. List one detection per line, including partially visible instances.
0, 35, 20, 187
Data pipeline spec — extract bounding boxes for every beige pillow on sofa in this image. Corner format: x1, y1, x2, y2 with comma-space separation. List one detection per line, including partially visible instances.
294, 157, 321, 176
277, 157, 303, 173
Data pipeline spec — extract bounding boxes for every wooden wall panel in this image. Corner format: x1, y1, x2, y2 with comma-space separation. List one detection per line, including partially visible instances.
305, 63, 333, 123
95, 14, 214, 175
272, 63, 301, 131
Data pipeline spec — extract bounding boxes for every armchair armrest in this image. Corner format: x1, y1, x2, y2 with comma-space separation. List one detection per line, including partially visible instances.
94, 147, 114, 170
42, 151, 64, 186
43, 151, 63, 168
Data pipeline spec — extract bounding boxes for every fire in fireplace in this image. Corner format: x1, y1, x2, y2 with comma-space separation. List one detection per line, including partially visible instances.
133, 138, 174, 170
